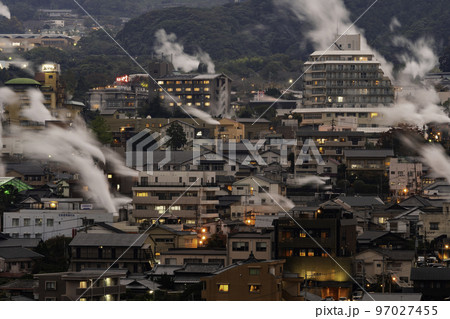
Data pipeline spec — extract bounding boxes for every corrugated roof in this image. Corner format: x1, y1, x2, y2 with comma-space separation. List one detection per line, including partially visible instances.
0, 238, 41, 248
69, 233, 147, 247
337, 195, 384, 207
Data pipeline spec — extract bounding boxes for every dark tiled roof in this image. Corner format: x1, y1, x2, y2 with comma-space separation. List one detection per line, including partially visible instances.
0, 279, 37, 290
411, 268, 450, 281
228, 232, 271, 239
357, 231, 389, 241
337, 195, 384, 207
161, 248, 226, 256
0, 238, 42, 248
344, 149, 394, 158
69, 233, 147, 247
0, 247, 43, 260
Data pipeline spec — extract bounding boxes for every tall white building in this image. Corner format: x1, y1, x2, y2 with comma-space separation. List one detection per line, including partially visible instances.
295, 34, 394, 132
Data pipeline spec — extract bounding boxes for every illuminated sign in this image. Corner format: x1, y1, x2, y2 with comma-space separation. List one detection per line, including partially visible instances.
116, 75, 129, 83
41, 64, 57, 72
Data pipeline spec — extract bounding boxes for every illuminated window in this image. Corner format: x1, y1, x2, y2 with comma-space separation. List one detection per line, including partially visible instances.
167, 88, 173, 92
136, 192, 148, 197
375, 81, 380, 86
370, 113, 378, 118
359, 57, 368, 61
249, 285, 261, 293
194, 88, 200, 92
187, 103, 192, 106
195, 102, 201, 106
177, 103, 182, 106
157, 81, 164, 85
337, 96, 344, 102
176, 81, 182, 84
205, 95, 211, 99
299, 232, 306, 238
176, 88, 182, 92
160, 95, 165, 100
205, 102, 210, 107
79, 281, 87, 289
204, 80, 210, 84
169, 103, 174, 106
170, 206, 181, 211
204, 88, 210, 92
299, 249, 306, 257
187, 95, 192, 99
155, 206, 166, 214
308, 249, 315, 257
107, 174, 113, 179
218, 284, 229, 292
105, 278, 112, 287
185, 88, 191, 91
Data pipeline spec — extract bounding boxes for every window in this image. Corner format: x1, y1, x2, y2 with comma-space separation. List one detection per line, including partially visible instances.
256, 242, 267, 252
155, 206, 166, 214
232, 242, 249, 251
35, 233, 42, 239
430, 223, 439, 230
307, 249, 315, 257
189, 177, 196, 182
299, 249, 306, 257
45, 281, 56, 290
136, 192, 148, 197
249, 268, 261, 276
12, 218, 19, 227
35, 218, 43, 226
47, 219, 54, 227
79, 281, 88, 289
218, 284, 229, 292
249, 284, 261, 293
24, 218, 31, 226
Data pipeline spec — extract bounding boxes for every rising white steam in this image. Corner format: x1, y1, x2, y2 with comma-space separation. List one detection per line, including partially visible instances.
0, 1, 10, 19
293, 175, 330, 187
389, 17, 401, 32
184, 106, 220, 125
419, 143, 450, 185
154, 29, 215, 73
0, 87, 17, 175
22, 89, 53, 123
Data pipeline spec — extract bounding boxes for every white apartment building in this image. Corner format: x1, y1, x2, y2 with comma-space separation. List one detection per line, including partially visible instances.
2, 198, 113, 241
389, 157, 422, 198
294, 34, 394, 132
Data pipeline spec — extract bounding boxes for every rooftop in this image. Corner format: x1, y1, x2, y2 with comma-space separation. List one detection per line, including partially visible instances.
0, 247, 44, 260
69, 233, 147, 247
344, 149, 394, 158
4, 78, 42, 86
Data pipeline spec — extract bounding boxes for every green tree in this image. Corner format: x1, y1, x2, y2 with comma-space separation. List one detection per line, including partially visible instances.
166, 122, 187, 150
34, 236, 72, 273
90, 115, 113, 145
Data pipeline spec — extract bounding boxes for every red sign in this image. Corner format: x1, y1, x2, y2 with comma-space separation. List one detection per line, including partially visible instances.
116, 75, 129, 83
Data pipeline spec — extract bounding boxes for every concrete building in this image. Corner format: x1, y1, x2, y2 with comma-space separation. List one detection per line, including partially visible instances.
389, 157, 422, 199
214, 118, 245, 142
200, 255, 285, 301
0, 34, 75, 51
155, 73, 232, 114
160, 248, 227, 266
227, 232, 272, 264
34, 269, 126, 301
0, 247, 43, 278
2, 198, 113, 240
295, 34, 394, 132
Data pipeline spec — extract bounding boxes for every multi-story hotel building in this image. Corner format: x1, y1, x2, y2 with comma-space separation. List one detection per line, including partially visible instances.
294, 34, 395, 132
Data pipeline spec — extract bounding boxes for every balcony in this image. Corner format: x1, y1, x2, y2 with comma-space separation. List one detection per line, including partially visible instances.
75, 285, 126, 297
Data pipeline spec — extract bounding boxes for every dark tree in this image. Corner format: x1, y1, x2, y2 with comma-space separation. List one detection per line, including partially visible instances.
166, 122, 187, 150
89, 115, 113, 145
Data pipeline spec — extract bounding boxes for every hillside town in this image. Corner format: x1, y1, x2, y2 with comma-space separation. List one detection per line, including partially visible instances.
0, 1, 450, 303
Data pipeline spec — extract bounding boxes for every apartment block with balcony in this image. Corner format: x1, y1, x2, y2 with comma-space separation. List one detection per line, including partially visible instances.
34, 269, 126, 301
295, 34, 394, 133
344, 149, 394, 176
132, 171, 220, 226
389, 157, 422, 198
68, 233, 153, 273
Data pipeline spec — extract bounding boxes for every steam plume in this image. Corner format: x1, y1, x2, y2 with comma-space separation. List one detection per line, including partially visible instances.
0, 1, 10, 19
154, 29, 215, 73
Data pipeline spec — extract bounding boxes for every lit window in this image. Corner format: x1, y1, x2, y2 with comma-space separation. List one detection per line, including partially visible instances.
107, 174, 113, 179
79, 281, 87, 289
299, 232, 306, 238
157, 81, 164, 85
136, 192, 148, 197
194, 88, 200, 92
185, 88, 191, 92
204, 80, 210, 84
204, 88, 210, 92
176, 88, 182, 92
205, 102, 210, 107
337, 96, 344, 103
187, 103, 192, 106
370, 113, 378, 118
249, 285, 261, 293
218, 284, 229, 292
167, 88, 173, 92
205, 95, 211, 99
176, 81, 182, 84
169, 103, 174, 106
308, 249, 315, 257
155, 206, 166, 214
187, 95, 192, 99
160, 95, 165, 100
299, 249, 306, 257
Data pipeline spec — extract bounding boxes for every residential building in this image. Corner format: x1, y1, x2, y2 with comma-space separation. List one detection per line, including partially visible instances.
160, 248, 226, 266
147, 225, 198, 258
227, 232, 272, 264
411, 268, 450, 300
34, 269, 126, 301
214, 118, 245, 142
132, 170, 219, 225
356, 231, 409, 251
68, 233, 153, 273
418, 203, 450, 242
201, 255, 285, 301
389, 157, 422, 199
0, 247, 43, 278
354, 249, 415, 287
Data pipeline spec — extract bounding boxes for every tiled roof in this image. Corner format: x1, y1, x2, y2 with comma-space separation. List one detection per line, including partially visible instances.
0, 247, 43, 260
69, 233, 147, 247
